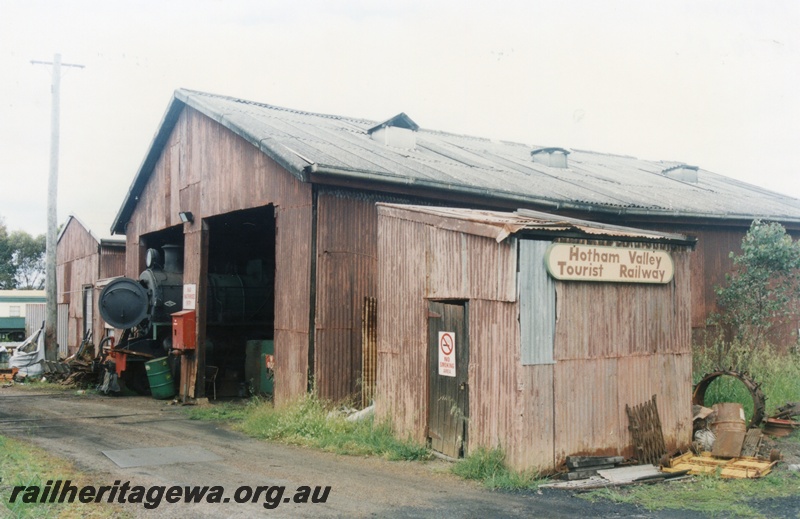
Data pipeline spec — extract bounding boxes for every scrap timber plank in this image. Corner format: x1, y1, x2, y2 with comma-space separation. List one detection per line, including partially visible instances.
740, 428, 763, 458
566, 456, 624, 469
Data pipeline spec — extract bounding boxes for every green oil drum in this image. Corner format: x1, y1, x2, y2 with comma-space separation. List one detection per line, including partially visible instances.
144, 357, 175, 400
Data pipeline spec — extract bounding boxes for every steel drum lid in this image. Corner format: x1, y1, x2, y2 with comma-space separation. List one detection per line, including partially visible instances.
99, 277, 149, 329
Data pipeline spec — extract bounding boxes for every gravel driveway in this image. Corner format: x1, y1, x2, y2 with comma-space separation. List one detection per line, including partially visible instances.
0, 386, 726, 518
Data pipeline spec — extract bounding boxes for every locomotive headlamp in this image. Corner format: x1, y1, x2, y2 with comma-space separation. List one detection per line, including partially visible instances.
145, 248, 162, 269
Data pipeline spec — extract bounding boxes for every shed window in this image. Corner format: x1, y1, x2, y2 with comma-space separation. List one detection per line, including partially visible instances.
519, 240, 556, 365
9, 305, 20, 317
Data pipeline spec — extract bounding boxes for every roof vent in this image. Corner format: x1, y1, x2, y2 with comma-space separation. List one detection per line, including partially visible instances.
368, 113, 419, 149
531, 147, 570, 169
662, 164, 699, 183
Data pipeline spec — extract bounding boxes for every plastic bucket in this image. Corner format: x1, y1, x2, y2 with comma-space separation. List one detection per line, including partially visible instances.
711, 403, 746, 434
144, 357, 175, 400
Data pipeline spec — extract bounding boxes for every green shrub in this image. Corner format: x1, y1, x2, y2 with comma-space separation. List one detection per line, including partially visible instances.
712, 220, 800, 362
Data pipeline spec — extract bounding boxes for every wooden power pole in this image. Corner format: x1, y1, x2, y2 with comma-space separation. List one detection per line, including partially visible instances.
31, 53, 84, 361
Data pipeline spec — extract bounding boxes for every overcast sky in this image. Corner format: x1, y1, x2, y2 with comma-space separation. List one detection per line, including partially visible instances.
1, 0, 798, 237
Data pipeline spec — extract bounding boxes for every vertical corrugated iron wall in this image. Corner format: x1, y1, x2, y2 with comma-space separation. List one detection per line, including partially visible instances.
314, 193, 378, 402
123, 108, 313, 405
376, 214, 429, 438
24, 303, 68, 357
377, 208, 519, 447
100, 246, 126, 279
57, 220, 101, 355
361, 297, 377, 407
551, 241, 693, 463
273, 204, 313, 403
25, 303, 44, 336
469, 298, 557, 470
378, 208, 694, 473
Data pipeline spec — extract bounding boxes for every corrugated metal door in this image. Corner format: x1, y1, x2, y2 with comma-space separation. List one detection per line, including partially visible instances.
428, 301, 469, 458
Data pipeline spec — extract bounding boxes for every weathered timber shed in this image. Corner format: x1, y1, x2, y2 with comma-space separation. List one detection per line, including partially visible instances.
57, 215, 125, 355
110, 89, 800, 404
375, 204, 696, 471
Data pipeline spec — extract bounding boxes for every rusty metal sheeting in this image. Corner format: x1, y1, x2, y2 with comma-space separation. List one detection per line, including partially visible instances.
554, 246, 693, 361
554, 357, 621, 463
469, 299, 558, 471
375, 215, 429, 440
626, 395, 667, 465
663, 451, 777, 479
57, 217, 104, 355
273, 204, 313, 403
57, 216, 100, 263
549, 241, 693, 460
361, 297, 377, 408
314, 193, 378, 402
376, 204, 694, 473
426, 227, 517, 302
100, 245, 126, 279
378, 204, 692, 245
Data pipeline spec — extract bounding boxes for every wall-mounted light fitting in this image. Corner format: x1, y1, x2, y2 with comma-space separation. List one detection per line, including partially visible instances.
178, 211, 194, 223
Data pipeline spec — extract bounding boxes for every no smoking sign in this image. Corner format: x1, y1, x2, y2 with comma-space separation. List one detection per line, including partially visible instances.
438, 331, 456, 377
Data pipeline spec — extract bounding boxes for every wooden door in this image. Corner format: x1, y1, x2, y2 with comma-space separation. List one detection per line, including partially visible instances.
428, 301, 469, 458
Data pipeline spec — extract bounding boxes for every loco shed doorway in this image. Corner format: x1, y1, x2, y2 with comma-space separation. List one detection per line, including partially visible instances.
205, 205, 276, 397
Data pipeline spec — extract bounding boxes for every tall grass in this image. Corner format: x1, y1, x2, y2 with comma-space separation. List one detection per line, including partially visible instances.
237, 395, 430, 461
451, 447, 543, 490
694, 342, 800, 417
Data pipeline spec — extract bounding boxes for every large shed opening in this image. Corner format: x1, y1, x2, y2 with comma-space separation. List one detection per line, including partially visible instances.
205, 205, 276, 397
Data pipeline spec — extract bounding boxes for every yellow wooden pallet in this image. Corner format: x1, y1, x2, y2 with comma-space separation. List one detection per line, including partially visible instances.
662, 451, 777, 479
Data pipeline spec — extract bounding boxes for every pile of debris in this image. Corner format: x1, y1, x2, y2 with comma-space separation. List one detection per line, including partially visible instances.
542, 391, 784, 491
3, 326, 99, 388
541, 457, 690, 490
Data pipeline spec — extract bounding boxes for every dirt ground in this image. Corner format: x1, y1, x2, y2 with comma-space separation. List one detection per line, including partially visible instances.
0, 385, 797, 518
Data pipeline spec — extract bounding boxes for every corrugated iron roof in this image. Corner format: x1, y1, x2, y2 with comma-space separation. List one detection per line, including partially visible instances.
111, 89, 800, 234
376, 204, 696, 246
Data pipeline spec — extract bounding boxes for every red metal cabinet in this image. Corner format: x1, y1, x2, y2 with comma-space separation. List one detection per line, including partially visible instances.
171, 310, 196, 350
